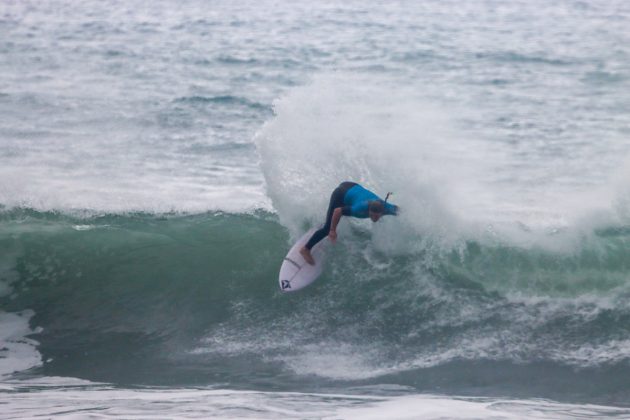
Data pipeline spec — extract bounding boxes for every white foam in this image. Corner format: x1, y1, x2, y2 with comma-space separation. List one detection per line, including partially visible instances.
276, 342, 395, 381
253, 72, 630, 263
256, 74, 495, 249
333, 395, 630, 420
0, 310, 42, 378
552, 338, 630, 367
1, 382, 628, 419
0, 170, 271, 215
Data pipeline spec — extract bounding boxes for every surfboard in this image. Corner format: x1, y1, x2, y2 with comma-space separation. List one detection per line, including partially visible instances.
278, 227, 328, 292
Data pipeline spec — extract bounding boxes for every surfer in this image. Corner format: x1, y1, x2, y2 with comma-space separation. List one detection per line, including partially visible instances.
300, 181, 399, 265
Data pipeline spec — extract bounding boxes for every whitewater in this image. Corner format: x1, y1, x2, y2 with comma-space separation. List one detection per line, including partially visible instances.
2, 0, 630, 418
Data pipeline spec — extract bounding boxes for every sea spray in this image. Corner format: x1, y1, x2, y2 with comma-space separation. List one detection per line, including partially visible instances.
255, 74, 494, 249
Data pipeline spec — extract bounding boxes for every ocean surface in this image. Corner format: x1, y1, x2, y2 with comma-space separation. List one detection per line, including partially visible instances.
2, 0, 630, 418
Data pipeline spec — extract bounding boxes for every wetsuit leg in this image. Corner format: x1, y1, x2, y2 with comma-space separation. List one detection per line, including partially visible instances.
305, 182, 357, 250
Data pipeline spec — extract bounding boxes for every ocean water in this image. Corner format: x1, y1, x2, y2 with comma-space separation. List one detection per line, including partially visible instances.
2, 0, 630, 418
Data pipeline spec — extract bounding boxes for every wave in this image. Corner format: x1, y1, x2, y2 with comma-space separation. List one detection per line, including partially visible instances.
3, 75, 630, 393
2, 208, 630, 390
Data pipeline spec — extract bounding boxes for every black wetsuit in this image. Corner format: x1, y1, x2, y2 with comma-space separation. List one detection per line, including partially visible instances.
304, 182, 357, 250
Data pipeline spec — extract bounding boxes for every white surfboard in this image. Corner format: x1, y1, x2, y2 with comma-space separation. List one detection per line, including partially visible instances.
278, 228, 328, 292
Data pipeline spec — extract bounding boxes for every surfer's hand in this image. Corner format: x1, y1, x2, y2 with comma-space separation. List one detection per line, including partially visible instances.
328, 230, 337, 243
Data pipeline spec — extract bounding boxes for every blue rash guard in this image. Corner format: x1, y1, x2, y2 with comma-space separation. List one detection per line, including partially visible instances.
304, 182, 398, 250
341, 184, 398, 218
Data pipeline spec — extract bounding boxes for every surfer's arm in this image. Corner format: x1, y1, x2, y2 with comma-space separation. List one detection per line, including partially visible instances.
328, 207, 346, 242
330, 207, 343, 234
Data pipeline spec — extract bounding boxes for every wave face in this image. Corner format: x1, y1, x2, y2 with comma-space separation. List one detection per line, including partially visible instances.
2, 208, 630, 404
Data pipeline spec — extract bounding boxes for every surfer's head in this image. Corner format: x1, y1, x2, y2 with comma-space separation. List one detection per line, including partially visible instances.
368, 200, 385, 222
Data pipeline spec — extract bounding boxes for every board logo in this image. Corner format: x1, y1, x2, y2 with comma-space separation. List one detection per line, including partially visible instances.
281, 280, 291, 290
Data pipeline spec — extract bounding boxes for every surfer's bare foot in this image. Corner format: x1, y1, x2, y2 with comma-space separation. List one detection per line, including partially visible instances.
300, 247, 315, 265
